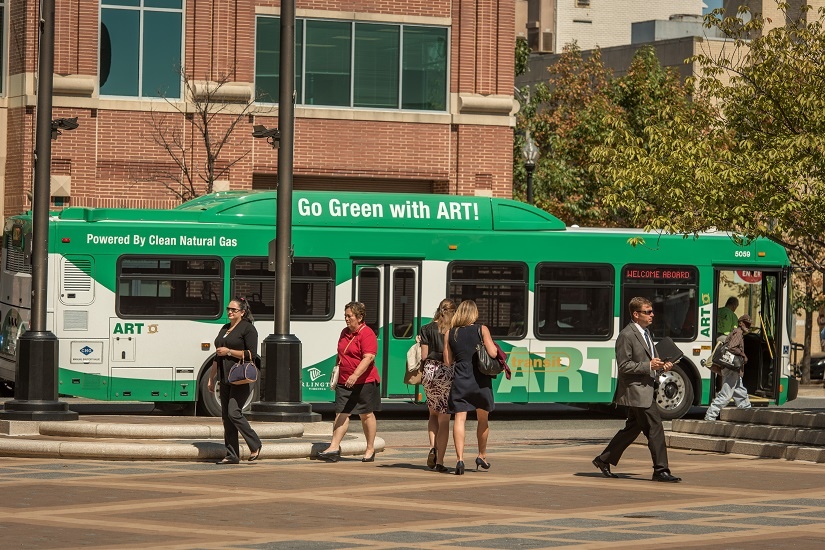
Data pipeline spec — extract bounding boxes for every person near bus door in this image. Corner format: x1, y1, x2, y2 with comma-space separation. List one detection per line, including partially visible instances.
317, 301, 381, 463
592, 297, 681, 482
208, 297, 262, 464
419, 299, 456, 473
705, 314, 752, 421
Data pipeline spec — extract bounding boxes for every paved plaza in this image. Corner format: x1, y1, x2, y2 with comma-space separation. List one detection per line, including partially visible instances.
1, 430, 824, 549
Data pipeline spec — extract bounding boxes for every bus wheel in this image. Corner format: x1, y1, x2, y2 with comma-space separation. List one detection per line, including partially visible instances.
656, 363, 694, 420
197, 375, 261, 417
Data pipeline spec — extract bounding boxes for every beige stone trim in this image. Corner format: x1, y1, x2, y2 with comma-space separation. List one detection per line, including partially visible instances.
293, 106, 451, 124
53, 74, 96, 97
255, 6, 451, 26
50, 175, 71, 198
458, 93, 517, 115
189, 81, 253, 103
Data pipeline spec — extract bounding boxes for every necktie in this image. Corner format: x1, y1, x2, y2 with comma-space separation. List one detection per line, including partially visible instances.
644, 330, 655, 358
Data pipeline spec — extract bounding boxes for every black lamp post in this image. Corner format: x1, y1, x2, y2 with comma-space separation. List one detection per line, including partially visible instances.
0, 0, 77, 421
249, 0, 319, 422
522, 132, 539, 205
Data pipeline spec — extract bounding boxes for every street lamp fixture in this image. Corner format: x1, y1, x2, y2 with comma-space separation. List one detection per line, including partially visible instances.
51, 117, 78, 140
252, 125, 280, 149
521, 132, 539, 205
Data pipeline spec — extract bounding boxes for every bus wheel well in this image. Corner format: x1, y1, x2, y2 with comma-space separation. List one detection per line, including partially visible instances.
677, 357, 702, 406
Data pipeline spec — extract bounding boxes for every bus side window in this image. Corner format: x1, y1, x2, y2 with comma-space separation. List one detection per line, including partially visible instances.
535, 263, 614, 340
447, 261, 528, 339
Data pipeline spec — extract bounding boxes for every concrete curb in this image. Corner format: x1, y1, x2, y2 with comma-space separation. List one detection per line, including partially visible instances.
0, 434, 385, 461
36, 420, 306, 439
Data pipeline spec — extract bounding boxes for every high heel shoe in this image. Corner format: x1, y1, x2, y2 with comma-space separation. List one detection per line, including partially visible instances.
316, 449, 341, 462
455, 461, 465, 475
361, 453, 375, 462
434, 463, 449, 473
475, 456, 490, 471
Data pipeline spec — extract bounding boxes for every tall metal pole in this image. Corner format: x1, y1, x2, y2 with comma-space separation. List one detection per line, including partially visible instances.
526, 165, 534, 206
250, 0, 319, 422
0, 0, 77, 421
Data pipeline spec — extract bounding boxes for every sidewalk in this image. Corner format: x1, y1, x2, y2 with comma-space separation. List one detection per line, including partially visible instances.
1, 431, 823, 549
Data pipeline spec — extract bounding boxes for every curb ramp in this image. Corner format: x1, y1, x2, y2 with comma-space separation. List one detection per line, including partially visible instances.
666, 407, 825, 462
0, 416, 385, 461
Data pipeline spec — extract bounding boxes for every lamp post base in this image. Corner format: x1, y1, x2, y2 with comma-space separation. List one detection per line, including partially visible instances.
248, 334, 321, 422
0, 331, 78, 421
0, 399, 78, 421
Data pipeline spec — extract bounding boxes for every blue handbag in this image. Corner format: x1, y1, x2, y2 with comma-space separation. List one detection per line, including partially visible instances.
228, 350, 259, 385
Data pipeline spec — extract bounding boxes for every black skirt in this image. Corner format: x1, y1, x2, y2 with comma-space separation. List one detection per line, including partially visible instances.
335, 381, 381, 415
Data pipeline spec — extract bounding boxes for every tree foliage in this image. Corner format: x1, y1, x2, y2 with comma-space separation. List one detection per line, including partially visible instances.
515, 44, 697, 227
593, 2, 825, 380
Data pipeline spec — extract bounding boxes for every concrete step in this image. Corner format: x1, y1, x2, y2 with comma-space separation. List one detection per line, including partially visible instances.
673, 418, 825, 446
719, 407, 825, 428
665, 432, 825, 463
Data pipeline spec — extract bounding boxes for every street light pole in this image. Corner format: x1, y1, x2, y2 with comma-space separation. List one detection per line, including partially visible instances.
522, 131, 539, 206
0, 0, 77, 421
249, 0, 319, 422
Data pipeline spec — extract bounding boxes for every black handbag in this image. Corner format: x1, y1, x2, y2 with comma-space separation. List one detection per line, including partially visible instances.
228, 350, 259, 385
474, 326, 503, 377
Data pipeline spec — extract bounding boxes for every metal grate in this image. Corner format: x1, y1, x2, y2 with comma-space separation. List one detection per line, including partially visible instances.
63, 310, 89, 331
63, 260, 92, 292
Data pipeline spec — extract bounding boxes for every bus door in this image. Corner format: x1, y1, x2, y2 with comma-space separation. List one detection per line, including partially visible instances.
353, 262, 420, 399
714, 268, 786, 401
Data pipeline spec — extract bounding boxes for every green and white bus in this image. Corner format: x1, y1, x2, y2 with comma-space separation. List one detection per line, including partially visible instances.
0, 190, 796, 417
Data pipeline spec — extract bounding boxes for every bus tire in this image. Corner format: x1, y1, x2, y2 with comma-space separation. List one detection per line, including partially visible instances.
655, 362, 694, 420
197, 374, 260, 417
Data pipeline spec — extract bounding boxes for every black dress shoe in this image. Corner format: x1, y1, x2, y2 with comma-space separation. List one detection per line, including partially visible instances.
216, 457, 240, 465
361, 453, 375, 462
592, 457, 618, 478
434, 464, 449, 473
652, 471, 682, 483
316, 449, 341, 462
248, 447, 262, 462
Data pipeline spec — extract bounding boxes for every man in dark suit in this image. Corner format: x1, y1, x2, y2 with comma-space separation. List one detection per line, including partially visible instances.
592, 297, 681, 482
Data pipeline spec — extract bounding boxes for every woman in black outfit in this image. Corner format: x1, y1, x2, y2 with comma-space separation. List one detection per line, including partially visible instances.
443, 300, 497, 475
208, 297, 262, 464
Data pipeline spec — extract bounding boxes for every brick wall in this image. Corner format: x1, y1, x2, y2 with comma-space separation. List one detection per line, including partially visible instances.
2, 0, 515, 216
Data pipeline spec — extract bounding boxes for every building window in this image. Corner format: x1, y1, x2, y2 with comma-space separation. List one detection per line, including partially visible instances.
255, 16, 447, 112
448, 262, 528, 339
99, 0, 183, 98
0, 1, 5, 95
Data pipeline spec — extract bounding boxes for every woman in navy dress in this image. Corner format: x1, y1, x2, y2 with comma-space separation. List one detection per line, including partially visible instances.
443, 300, 498, 475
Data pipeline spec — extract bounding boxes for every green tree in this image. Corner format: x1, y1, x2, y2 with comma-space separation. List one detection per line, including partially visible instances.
594, 3, 825, 381
515, 44, 698, 227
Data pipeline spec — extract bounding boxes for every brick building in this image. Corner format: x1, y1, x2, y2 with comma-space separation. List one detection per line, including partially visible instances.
0, 1, 516, 218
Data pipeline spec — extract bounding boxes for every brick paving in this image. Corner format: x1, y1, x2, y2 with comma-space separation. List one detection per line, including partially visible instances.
1, 436, 824, 549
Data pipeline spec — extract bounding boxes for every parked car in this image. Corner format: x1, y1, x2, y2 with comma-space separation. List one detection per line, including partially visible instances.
808, 353, 825, 379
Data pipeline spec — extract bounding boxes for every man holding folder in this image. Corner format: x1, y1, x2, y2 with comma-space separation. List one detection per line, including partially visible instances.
592, 297, 682, 482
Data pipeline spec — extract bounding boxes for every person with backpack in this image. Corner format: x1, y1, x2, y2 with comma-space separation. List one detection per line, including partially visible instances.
705, 314, 753, 421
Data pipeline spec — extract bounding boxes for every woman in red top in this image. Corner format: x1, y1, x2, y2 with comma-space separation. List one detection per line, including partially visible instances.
317, 301, 381, 462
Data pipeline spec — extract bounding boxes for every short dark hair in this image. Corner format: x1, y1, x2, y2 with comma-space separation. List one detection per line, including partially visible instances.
629, 296, 652, 315
725, 297, 739, 307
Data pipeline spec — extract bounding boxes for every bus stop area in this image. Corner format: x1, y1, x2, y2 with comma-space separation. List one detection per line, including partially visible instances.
0, 386, 824, 548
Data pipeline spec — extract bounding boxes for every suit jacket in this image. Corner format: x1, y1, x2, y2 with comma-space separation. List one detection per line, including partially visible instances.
613, 322, 657, 408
